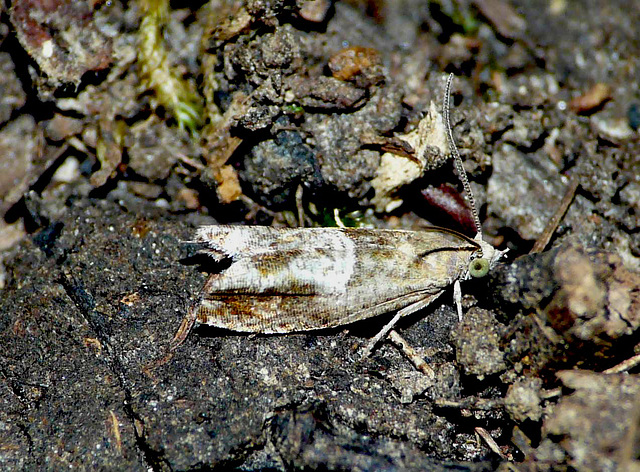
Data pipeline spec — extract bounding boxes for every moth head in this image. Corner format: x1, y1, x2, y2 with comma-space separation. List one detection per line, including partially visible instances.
469, 257, 490, 278
468, 236, 508, 278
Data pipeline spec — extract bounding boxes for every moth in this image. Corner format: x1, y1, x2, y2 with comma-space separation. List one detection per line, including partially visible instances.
172, 74, 507, 354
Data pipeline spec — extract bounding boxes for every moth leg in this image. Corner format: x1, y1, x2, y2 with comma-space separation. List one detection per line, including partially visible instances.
453, 279, 463, 322
333, 208, 345, 228
361, 292, 443, 358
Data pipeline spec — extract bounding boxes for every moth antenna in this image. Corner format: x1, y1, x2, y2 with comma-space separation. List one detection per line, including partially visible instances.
443, 73, 483, 239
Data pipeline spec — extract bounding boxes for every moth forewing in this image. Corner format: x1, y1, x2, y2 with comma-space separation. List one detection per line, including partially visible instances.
190, 225, 484, 335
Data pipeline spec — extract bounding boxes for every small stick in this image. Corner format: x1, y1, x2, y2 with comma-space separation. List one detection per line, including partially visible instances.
603, 353, 640, 374
388, 330, 436, 379
531, 176, 579, 253
170, 306, 197, 350
540, 387, 562, 400
109, 410, 123, 453
475, 427, 508, 459
435, 397, 504, 410
296, 185, 305, 227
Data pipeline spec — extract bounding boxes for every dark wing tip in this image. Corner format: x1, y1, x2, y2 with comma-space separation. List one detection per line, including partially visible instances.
180, 241, 233, 273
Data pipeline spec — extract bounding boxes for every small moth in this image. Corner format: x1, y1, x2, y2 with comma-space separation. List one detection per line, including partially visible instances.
172, 74, 507, 353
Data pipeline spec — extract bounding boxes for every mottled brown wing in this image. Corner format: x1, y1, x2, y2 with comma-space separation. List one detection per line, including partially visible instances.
194, 225, 479, 333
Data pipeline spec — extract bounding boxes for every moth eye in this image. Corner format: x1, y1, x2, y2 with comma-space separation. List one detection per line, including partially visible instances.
469, 258, 490, 278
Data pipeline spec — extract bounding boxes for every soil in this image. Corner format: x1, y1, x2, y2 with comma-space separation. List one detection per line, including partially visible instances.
1, 0, 639, 470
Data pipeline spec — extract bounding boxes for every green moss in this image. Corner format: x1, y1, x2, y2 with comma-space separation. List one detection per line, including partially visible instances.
137, 0, 203, 135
